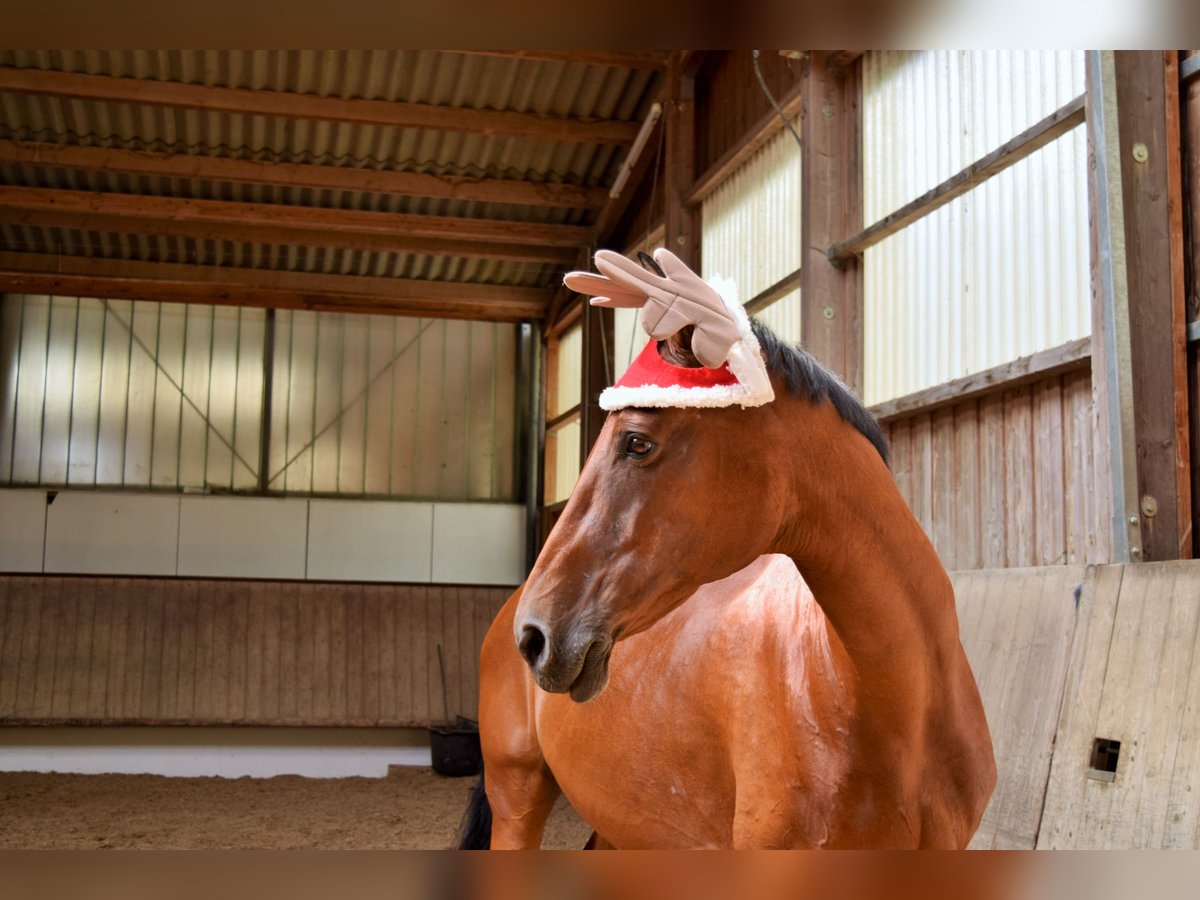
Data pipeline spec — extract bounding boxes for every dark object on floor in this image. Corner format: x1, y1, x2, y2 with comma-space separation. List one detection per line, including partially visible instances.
431, 716, 482, 777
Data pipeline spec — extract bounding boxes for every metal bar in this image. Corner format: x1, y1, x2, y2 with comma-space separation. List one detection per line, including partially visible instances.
464, 321, 474, 498
63, 298, 81, 485
203, 305, 215, 488
4, 296, 26, 482
309, 312, 321, 494
1181, 54, 1200, 84
276, 310, 295, 493
92, 298, 107, 485
361, 313, 371, 496
830, 94, 1087, 263
1087, 50, 1142, 563
120, 301, 135, 487
147, 302, 163, 486
334, 315, 345, 494
745, 266, 804, 315
386, 317, 396, 497
175, 305, 189, 489
258, 308, 276, 494
35, 296, 53, 485
490, 323, 500, 500
230, 308, 242, 488
520, 321, 546, 573
410, 320, 422, 497
868, 336, 1093, 422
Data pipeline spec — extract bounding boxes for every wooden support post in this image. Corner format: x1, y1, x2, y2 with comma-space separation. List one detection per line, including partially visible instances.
800, 52, 864, 394
580, 300, 614, 466
1086, 51, 1193, 563
1184, 51, 1200, 557
663, 53, 700, 270
1117, 51, 1192, 560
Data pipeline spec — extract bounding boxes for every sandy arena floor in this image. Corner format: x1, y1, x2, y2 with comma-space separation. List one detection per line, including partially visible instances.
0, 769, 591, 850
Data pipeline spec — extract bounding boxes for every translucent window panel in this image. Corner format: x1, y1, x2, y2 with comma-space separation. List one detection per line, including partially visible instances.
860, 51, 1090, 405
613, 306, 642, 381
701, 119, 802, 345
549, 323, 582, 418
544, 416, 581, 505
266, 311, 517, 501
0, 295, 264, 491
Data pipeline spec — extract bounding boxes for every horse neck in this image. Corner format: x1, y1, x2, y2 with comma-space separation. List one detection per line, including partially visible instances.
767, 395, 960, 694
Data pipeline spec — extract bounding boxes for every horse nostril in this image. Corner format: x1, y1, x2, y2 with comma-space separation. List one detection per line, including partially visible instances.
518, 623, 548, 669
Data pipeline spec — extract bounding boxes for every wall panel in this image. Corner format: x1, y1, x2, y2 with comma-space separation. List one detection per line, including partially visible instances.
883, 368, 1104, 570
700, 120, 802, 344
0, 575, 511, 727
861, 51, 1090, 404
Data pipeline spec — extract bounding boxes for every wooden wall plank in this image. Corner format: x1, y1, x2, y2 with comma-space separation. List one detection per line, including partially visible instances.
889, 419, 912, 511
979, 393, 1008, 569
882, 369, 1094, 572
910, 414, 933, 536
1037, 564, 1125, 848
953, 402, 983, 570
1003, 388, 1035, 567
1085, 564, 1198, 846
1033, 380, 1067, 565
931, 408, 957, 567
0, 575, 512, 727
957, 566, 1083, 848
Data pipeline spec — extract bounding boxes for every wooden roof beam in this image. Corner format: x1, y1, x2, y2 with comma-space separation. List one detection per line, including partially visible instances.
0, 186, 592, 254
0, 139, 609, 210
0, 251, 550, 321
0, 67, 640, 145
451, 51, 670, 70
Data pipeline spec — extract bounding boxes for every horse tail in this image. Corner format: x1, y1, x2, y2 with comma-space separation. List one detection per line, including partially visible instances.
455, 769, 492, 849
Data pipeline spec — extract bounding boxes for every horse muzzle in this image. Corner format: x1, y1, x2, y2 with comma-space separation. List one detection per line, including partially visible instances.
514, 617, 613, 703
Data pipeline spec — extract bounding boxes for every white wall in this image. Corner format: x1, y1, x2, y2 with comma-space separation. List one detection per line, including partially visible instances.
2, 488, 525, 585
0, 726, 432, 778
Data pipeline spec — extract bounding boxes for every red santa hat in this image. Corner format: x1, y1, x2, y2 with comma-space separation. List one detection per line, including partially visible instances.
564, 248, 774, 411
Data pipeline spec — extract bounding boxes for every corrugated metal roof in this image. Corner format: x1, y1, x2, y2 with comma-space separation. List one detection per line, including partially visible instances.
0, 50, 664, 312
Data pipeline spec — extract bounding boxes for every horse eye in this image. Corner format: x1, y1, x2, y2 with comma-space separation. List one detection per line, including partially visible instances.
624, 434, 655, 459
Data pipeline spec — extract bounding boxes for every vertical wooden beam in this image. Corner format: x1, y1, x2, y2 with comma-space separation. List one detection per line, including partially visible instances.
580, 300, 614, 466
1183, 51, 1200, 557
801, 52, 864, 394
1086, 51, 1193, 563
663, 53, 700, 270
1114, 51, 1192, 560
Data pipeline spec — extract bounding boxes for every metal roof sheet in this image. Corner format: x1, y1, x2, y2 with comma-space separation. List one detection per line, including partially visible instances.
0, 50, 664, 309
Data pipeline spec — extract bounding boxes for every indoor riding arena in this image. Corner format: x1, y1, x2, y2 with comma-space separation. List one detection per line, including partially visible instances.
2, 50, 1200, 850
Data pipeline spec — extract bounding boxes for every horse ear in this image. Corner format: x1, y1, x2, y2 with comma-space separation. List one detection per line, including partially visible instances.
658, 325, 704, 368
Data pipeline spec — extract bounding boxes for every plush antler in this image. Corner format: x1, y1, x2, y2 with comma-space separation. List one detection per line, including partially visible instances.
564, 248, 742, 369
564, 247, 774, 410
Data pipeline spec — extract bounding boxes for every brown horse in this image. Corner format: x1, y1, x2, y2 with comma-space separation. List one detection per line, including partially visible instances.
460, 320, 995, 849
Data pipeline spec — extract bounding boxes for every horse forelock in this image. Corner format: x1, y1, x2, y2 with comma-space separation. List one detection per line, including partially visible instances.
749, 318, 890, 467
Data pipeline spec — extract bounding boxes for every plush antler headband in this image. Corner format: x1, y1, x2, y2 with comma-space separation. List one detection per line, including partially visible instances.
564, 248, 774, 411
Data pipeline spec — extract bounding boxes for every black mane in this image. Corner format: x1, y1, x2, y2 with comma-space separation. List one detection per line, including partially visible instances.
750, 319, 890, 467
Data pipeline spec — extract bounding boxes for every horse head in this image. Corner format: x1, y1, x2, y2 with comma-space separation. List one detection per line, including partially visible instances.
514, 249, 811, 702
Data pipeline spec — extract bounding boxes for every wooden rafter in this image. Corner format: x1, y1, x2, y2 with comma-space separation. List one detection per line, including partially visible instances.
0, 68, 639, 145
451, 51, 670, 70
0, 188, 577, 265
0, 252, 550, 322
0, 139, 609, 210
0, 186, 591, 252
